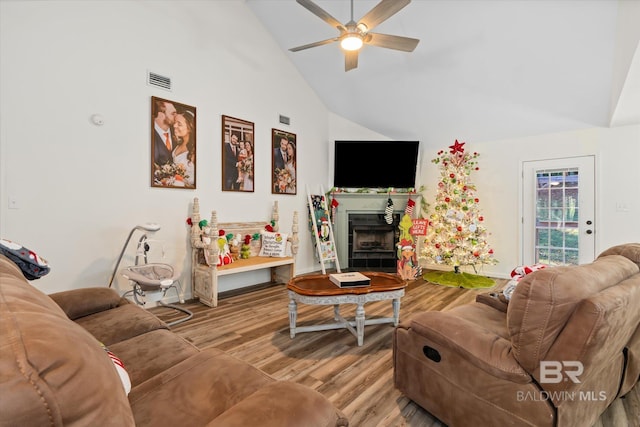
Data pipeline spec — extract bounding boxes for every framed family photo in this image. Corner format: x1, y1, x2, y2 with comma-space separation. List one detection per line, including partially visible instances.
272, 129, 297, 195
222, 115, 255, 192
151, 96, 196, 189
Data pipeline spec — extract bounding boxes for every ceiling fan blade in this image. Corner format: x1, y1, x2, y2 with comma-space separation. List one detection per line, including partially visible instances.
345, 50, 359, 72
366, 32, 419, 52
358, 0, 411, 32
296, 0, 346, 32
289, 37, 339, 52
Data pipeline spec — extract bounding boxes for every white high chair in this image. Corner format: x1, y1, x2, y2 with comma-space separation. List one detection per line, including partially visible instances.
109, 223, 193, 326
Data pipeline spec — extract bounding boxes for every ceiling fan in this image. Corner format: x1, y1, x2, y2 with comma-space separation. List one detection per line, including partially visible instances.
289, 0, 420, 72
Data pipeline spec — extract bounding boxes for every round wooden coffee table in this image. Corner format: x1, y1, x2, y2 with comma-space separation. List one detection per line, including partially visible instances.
286, 271, 406, 346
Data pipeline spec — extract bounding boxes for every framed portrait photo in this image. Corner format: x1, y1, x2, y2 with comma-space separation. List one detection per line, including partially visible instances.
272, 129, 297, 195
222, 115, 255, 192
151, 96, 196, 189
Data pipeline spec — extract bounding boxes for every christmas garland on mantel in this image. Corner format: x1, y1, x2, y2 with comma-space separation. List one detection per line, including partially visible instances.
327, 186, 429, 219
328, 186, 414, 194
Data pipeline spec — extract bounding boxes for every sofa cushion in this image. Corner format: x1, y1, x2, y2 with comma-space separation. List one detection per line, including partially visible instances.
507, 254, 640, 372
109, 328, 199, 387
129, 348, 347, 427
74, 303, 168, 346
0, 254, 135, 426
129, 348, 275, 426
50, 287, 126, 320
208, 381, 349, 427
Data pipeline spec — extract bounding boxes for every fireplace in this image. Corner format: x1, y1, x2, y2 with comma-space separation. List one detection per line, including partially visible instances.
348, 213, 399, 271
330, 192, 415, 271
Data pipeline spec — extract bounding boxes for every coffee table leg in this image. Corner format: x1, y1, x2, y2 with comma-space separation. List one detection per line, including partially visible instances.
333, 304, 340, 321
392, 298, 401, 326
288, 298, 297, 338
356, 303, 365, 346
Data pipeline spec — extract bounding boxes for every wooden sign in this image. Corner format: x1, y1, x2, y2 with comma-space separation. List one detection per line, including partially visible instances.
410, 219, 428, 236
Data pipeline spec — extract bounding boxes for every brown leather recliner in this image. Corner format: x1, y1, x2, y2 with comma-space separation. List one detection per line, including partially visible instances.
393, 243, 640, 427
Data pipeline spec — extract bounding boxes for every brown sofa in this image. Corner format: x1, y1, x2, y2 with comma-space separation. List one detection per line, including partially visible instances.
0, 254, 348, 426
394, 243, 640, 427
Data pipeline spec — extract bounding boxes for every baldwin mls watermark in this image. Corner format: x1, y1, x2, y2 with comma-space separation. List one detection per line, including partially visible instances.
517, 361, 607, 402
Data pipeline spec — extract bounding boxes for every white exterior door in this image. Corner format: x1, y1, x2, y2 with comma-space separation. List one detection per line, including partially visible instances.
522, 156, 595, 265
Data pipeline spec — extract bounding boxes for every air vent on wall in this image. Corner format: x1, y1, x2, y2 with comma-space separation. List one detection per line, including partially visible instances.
279, 114, 290, 126
147, 71, 171, 91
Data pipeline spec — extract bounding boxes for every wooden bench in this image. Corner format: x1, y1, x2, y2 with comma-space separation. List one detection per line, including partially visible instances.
189, 197, 298, 307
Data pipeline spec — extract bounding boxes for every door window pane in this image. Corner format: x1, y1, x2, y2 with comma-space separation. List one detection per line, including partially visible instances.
535, 168, 580, 266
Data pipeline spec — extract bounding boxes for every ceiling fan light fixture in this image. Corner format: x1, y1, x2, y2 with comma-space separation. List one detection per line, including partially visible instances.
290, 0, 419, 70
340, 34, 363, 51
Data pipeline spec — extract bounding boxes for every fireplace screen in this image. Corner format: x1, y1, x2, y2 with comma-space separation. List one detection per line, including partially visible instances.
348, 213, 399, 271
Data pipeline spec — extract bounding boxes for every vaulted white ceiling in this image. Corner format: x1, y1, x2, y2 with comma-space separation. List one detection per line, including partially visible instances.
246, 0, 640, 145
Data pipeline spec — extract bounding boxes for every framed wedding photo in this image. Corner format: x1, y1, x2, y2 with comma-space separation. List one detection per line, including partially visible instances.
151, 96, 196, 189
222, 115, 255, 192
272, 129, 297, 195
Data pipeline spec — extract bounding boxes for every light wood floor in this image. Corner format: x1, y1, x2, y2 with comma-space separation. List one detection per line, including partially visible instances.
150, 277, 640, 427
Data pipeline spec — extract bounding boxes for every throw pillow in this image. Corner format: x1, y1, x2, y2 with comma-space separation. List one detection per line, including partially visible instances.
100, 342, 131, 395
0, 238, 50, 280
259, 231, 289, 257
503, 263, 548, 301
510, 263, 548, 278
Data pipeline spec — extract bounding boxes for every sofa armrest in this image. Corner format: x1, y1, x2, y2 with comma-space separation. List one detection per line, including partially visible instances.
475, 292, 508, 312
400, 310, 531, 383
49, 287, 127, 320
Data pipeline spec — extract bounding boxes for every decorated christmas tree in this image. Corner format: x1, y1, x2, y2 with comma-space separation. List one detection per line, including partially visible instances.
420, 140, 497, 276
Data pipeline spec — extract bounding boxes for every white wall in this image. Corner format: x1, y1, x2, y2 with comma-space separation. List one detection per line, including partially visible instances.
1, 1, 639, 297
0, 0, 371, 296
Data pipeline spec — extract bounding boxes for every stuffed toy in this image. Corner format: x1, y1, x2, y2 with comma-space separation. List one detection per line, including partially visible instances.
241, 235, 252, 259
216, 237, 233, 266
396, 214, 420, 280
229, 238, 240, 261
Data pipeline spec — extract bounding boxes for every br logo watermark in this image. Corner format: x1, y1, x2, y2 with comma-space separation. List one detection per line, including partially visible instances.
516, 361, 607, 402
540, 361, 583, 384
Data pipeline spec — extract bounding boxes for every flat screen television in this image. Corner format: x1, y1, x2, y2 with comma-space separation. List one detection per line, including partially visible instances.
333, 140, 420, 189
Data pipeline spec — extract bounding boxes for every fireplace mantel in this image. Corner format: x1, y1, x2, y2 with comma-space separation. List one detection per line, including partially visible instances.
331, 193, 418, 269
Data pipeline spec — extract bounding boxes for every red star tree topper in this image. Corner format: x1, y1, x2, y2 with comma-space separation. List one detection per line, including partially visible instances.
419, 141, 497, 271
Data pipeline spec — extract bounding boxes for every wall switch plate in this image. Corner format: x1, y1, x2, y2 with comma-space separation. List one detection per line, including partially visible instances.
616, 202, 629, 212
8, 196, 19, 209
